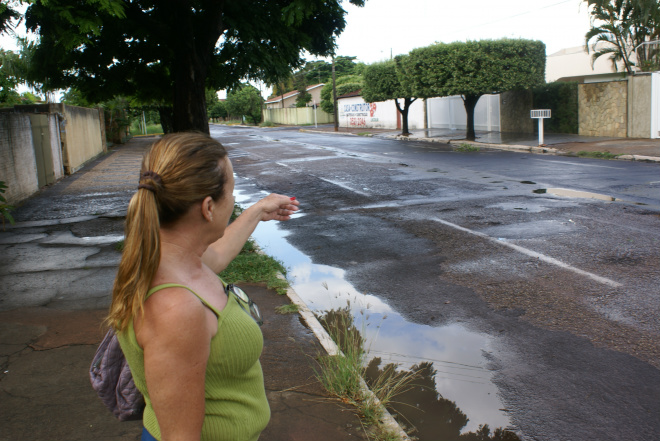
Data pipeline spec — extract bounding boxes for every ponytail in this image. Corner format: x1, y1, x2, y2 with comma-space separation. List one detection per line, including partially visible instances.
108, 185, 161, 331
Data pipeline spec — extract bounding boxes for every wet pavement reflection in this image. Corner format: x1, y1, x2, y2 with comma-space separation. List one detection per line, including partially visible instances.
236, 184, 516, 436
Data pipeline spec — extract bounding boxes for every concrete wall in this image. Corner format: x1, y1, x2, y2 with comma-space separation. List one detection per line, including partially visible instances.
0, 113, 39, 204
500, 90, 534, 133
627, 74, 652, 138
338, 96, 425, 130
265, 84, 325, 109
48, 114, 64, 181
62, 105, 106, 174
578, 81, 628, 137
427, 94, 500, 132
263, 107, 334, 125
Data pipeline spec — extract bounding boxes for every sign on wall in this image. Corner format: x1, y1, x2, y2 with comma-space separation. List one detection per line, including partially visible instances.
343, 102, 377, 128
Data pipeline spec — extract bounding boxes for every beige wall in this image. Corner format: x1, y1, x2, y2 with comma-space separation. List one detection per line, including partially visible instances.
628, 74, 652, 138
0, 113, 39, 204
62, 105, 106, 174
263, 107, 334, 125
547, 45, 626, 82
578, 81, 628, 137
266, 84, 325, 109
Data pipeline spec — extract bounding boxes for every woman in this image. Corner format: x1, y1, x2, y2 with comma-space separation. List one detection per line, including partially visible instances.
108, 132, 299, 441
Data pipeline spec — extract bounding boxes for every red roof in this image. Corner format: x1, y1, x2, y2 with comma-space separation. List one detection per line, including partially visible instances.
337, 89, 362, 99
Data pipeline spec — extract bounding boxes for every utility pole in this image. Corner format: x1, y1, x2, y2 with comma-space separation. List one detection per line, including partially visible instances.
332, 56, 338, 132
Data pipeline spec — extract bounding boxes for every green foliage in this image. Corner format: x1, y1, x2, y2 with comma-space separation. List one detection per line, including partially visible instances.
320, 74, 364, 113
0, 49, 20, 105
405, 39, 546, 98
0, 2, 20, 35
226, 84, 264, 125
0, 181, 15, 230
584, 0, 660, 73
404, 38, 545, 140
577, 150, 621, 159
454, 143, 480, 152
302, 56, 362, 86
293, 71, 312, 107
362, 60, 403, 103
209, 100, 228, 121
275, 303, 299, 314
218, 239, 289, 295
259, 120, 275, 127
24, 1, 365, 133
532, 82, 578, 134
362, 57, 418, 135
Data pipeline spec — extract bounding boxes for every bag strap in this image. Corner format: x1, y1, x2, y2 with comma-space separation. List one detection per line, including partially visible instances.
147, 283, 222, 317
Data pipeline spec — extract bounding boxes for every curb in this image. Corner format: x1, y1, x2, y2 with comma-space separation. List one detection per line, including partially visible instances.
299, 128, 359, 136
386, 134, 660, 162
277, 273, 411, 441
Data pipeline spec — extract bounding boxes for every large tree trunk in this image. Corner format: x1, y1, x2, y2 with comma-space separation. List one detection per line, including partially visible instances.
462, 94, 481, 141
168, 3, 225, 134
158, 107, 174, 134
395, 97, 416, 136
172, 53, 209, 134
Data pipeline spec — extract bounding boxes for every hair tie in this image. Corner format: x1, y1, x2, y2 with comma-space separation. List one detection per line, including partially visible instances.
138, 170, 162, 192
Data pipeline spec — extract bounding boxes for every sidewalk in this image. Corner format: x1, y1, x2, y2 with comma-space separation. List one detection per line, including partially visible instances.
0, 137, 368, 441
299, 124, 660, 162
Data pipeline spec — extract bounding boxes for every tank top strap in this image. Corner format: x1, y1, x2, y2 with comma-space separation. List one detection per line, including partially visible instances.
147, 283, 222, 318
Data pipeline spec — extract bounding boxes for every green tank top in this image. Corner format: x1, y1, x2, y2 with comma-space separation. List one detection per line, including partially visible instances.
117, 281, 270, 441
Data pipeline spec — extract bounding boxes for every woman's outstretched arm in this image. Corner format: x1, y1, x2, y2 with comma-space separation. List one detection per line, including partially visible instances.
202, 193, 299, 274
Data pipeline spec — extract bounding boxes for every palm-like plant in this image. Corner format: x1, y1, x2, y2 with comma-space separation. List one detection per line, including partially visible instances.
584, 0, 660, 73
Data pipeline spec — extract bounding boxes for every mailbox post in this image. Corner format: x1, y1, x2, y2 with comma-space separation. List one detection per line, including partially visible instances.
531, 109, 551, 146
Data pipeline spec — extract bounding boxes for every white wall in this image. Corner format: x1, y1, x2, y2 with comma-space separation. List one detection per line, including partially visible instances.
427, 95, 500, 132
338, 96, 425, 130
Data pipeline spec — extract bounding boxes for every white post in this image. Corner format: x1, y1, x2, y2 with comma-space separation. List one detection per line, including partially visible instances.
142, 111, 147, 135
531, 109, 551, 146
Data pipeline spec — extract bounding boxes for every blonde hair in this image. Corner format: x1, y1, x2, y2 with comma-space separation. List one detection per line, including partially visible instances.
108, 132, 228, 331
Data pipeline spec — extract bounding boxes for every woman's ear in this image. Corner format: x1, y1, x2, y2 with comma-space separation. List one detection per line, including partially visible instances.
201, 196, 214, 222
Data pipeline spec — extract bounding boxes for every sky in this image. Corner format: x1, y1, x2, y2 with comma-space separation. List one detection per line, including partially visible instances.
1, 0, 594, 98
332, 0, 592, 63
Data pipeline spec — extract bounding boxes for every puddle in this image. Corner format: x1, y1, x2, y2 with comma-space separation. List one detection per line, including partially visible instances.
534, 187, 616, 201
235, 185, 514, 436
520, 181, 536, 185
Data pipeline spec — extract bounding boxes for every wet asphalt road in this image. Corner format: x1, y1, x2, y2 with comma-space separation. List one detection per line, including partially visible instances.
215, 125, 660, 441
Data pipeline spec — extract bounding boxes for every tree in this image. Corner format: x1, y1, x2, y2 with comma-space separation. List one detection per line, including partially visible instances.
293, 71, 312, 107
362, 57, 419, 136
208, 100, 228, 122
405, 39, 545, 141
0, 0, 21, 38
0, 49, 21, 105
584, 0, 660, 73
320, 74, 363, 114
226, 84, 264, 125
303, 55, 361, 85
23, 0, 365, 134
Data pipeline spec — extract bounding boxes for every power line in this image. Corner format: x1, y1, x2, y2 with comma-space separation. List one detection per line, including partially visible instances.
453, 0, 573, 36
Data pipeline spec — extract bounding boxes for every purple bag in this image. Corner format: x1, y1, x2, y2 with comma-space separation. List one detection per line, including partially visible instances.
90, 329, 145, 421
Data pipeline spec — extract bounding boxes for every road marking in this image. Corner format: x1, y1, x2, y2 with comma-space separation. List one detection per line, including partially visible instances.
319, 178, 370, 196
429, 217, 622, 288
531, 159, 620, 169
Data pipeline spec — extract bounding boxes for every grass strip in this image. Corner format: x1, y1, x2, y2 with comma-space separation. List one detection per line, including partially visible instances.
219, 241, 289, 295
576, 150, 620, 160
314, 307, 417, 441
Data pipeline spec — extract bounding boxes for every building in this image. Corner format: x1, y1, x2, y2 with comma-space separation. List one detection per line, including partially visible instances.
265, 84, 324, 109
